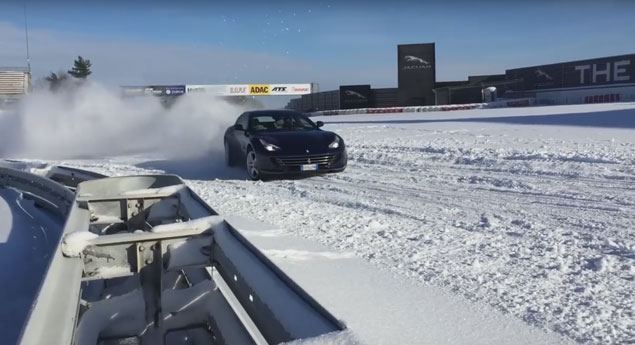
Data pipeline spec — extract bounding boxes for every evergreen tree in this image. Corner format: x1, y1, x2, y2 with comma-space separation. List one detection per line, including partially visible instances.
45, 71, 69, 91
68, 56, 92, 79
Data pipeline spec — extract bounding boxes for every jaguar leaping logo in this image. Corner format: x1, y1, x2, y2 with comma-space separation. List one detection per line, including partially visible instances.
344, 90, 367, 99
535, 69, 553, 81
404, 55, 430, 65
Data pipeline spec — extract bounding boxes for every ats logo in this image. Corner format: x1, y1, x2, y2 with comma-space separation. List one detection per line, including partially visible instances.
249, 84, 270, 95
271, 86, 287, 92
402, 55, 432, 71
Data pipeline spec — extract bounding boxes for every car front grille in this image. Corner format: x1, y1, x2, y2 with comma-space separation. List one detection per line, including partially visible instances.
276, 153, 336, 167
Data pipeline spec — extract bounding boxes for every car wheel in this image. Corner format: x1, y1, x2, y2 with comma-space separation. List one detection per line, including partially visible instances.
224, 140, 235, 167
245, 148, 260, 180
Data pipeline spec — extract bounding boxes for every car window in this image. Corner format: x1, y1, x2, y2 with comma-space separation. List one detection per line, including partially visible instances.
235, 113, 248, 129
248, 113, 317, 132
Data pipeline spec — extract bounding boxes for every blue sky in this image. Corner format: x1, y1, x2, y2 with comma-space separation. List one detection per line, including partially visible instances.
0, 0, 634, 102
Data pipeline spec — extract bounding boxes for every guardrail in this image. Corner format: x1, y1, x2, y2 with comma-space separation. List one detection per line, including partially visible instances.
0, 166, 75, 218
310, 98, 536, 116
12, 170, 344, 345
45, 165, 107, 189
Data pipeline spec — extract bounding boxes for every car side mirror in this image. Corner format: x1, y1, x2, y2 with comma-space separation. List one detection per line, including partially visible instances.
234, 124, 244, 131
316, 121, 324, 128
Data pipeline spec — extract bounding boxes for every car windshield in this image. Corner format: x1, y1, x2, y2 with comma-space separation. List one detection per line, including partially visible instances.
249, 113, 316, 132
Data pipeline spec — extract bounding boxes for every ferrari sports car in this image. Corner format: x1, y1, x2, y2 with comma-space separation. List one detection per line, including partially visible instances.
224, 110, 347, 180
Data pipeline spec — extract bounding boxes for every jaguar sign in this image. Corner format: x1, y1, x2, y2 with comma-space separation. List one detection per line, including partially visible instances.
398, 43, 436, 106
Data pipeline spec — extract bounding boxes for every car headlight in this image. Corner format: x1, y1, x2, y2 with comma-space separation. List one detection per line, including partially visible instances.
329, 136, 341, 149
259, 138, 281, 152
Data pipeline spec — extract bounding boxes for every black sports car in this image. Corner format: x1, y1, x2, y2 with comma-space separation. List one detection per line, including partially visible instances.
224, 110, 347, 180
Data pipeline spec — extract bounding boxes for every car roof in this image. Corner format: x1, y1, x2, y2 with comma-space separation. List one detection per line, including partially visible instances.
245, 110, 304, 117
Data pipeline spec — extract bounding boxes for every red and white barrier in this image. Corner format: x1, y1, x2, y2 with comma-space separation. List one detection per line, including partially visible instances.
311, 98, 535, 116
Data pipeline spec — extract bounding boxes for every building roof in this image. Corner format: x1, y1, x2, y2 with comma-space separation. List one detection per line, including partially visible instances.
0, 67, 30, 72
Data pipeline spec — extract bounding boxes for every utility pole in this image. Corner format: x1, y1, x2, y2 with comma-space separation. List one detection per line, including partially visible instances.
23, 2, 31, 73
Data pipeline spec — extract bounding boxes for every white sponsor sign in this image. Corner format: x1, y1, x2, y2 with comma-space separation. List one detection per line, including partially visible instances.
269, 84, 312, 95
226, 85, 249, 95
184, 84, 312, 96
185, 84, 227, 94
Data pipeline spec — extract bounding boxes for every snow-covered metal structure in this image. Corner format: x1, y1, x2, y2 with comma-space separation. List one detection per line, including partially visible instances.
1, 167, 343, 345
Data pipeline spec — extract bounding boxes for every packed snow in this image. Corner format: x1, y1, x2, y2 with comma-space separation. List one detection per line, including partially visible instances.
228, 215, 572, 344
2, 102, 634, 344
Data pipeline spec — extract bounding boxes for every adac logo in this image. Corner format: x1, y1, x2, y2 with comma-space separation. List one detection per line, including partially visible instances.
402, 55, 432, 70
534, 68, 553, 81
249, 84, 270, 95
344, 90, 367, 99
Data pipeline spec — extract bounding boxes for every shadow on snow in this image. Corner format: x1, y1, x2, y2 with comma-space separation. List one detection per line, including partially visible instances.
135, 155, 246, 181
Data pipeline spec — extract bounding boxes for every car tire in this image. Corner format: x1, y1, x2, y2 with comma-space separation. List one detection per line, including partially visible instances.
224, 140, 236, 167
245, 148, 260, 180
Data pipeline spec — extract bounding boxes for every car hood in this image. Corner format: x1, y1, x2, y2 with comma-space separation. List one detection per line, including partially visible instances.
255, 130, 338, 154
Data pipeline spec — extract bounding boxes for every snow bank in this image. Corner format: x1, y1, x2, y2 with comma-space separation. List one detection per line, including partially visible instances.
263, 249, 356, 261
282, 330, 362, 345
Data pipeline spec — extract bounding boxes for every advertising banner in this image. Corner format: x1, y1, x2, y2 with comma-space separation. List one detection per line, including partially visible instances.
506, 54, 634, 90
142, 85, 186, 96
506, 64, 564, 90
226, 85, 249, 95
563, 54, 633, 88
398, 43, 436, 106
269, 84, 312, 95
248, 84, 271, 95
127, 84, 314, 97
339, 85, 372, 109
183, 84, 312, 96
163, 85, 186, 96
186, 85, 227, 94
120, 86, 146, 96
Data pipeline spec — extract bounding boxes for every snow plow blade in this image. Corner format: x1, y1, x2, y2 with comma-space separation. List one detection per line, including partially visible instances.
16, 173, 344, 345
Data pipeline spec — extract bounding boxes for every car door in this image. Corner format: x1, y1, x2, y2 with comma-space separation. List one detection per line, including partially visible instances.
234, 114, 252, 160
227, 113, 247, 159
231, 113, 251, 160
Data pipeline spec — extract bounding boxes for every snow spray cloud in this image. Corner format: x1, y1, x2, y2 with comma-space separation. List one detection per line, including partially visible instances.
0, 82, 247, 159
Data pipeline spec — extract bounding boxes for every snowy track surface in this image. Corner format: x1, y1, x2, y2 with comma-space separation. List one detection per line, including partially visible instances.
13, 103, 635, 344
